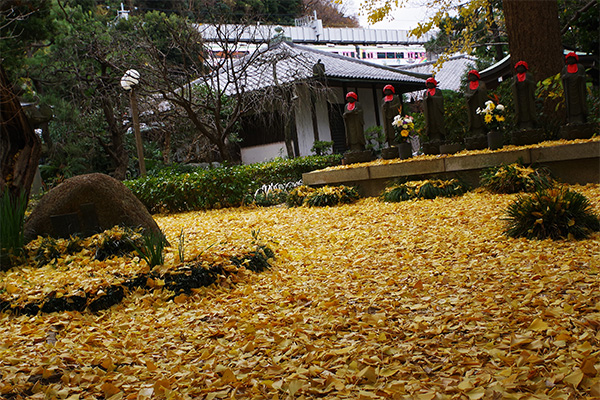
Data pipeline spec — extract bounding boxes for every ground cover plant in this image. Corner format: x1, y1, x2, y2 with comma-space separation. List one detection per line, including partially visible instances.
1, 183, 599, 398
504, 186, 600, 240
286, 185, 360, 207
480, 162, 556, 194
380, 179, 469, 202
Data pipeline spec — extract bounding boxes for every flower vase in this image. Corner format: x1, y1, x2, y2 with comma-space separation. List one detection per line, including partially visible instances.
487, 130, 503, 150
398, 142, 412, 159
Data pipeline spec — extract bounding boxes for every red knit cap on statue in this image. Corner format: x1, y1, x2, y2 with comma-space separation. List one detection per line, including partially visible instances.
468, 70, 480, 79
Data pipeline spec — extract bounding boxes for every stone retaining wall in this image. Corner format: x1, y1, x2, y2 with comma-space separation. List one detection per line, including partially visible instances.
303, 140, 600, 197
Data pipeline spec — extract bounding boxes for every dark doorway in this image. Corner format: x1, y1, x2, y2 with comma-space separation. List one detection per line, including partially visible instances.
328, 103, 347, 154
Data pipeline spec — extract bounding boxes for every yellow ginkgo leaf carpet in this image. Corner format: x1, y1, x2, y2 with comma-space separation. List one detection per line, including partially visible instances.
1, 184, 599, 399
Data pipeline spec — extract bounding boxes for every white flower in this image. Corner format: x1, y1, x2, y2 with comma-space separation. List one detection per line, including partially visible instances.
496, 104, 505, 111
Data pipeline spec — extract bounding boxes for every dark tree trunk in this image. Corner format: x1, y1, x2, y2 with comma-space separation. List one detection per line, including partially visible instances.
100, 98, 129, 180
0, 65, 41, 201
502, 0, 564, 82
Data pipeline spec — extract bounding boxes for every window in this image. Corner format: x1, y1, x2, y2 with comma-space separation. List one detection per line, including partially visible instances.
386, 52, 395, 59
377, 52, 386, 59
396, 52, 404, 59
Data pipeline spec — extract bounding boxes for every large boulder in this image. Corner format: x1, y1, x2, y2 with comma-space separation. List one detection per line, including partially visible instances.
24, 173, 162, 241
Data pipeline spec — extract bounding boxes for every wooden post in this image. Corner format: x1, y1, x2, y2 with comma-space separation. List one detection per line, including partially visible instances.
129, 87, 146, 177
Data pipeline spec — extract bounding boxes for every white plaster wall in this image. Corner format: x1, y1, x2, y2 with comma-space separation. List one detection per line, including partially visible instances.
314, 91, 332, 142
294, 86, 315, 157
241, 142, 287, 164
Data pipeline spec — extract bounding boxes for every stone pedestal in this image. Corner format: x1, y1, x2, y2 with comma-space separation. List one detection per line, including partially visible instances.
344, 150, 372, 164
465, 134, 487, 150
439, 143, 464, 155
559, 123, 596, 140
510, 129, 544, 146
422, 141, 440, 155
381, 146, 399, 160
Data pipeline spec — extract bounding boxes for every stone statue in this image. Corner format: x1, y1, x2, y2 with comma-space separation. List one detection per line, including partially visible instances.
423, 77, 445, 142
343, 92, 365, 151
464, 69, 488, 149
512, 61, 537, 130
313, 59, 325, 79
561, 52, 588, 124
465, 69, 487, 136
381, 84, 401, 146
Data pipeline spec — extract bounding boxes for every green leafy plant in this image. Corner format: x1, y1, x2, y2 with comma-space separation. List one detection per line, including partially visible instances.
441, 90, 469, 145
304, 185, 360, 207
178, 228, 185, 264
94, 227, 144, 261
504, 187, 600, 240
480, 162, 555, 194
286, 185, 317, 207
30, 235, 82, 268
380, 179, 469, 202
311, 141, 334, 156
131, 230, 168, 268
364, 126, 386, 156
0, 191, 28, 270
251, 181, 301, 207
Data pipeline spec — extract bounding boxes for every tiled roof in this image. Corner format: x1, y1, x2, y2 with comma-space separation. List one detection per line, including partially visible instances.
209, 41, 426, 95
398, 54, 477, 92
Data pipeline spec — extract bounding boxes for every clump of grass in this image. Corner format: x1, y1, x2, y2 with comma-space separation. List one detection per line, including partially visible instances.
504, 187, 600, 240
0, 191, 27, 270
480, 162, 555, 194
131, 230, 168, 268
380, 179, 469, 202
304, 185, 360, 207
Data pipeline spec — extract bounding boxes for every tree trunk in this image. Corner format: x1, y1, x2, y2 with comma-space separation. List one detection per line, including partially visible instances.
502, 0, 564, 82
0, 66, 41, 201
100, 98, 129, 180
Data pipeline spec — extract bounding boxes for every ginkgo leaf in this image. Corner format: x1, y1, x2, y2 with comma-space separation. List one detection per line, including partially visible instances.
528, 318, 549, 331
563, 369, 584, 387
287, 379, 305, 396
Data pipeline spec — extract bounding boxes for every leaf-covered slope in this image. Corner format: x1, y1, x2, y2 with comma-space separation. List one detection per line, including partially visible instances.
1, 184, 599, 398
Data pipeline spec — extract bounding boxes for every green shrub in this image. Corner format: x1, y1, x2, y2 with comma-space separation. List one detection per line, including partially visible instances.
125, 155, 342, 213
504, 187, 600, 240
0, 191, 28, 270
311, 141, 334, 156
380, 179, 469, 202
245, 155, 343, 186
480, 162, 555, 194
304, 186, 360, 207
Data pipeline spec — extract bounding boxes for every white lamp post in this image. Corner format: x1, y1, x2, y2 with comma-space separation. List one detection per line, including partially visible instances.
121, 69, 146, 177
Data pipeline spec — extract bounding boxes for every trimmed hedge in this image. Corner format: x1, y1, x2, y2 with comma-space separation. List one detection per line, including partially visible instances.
125, 155, 342, 213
